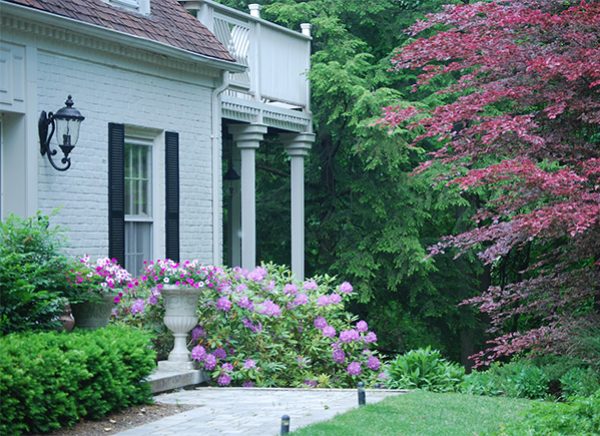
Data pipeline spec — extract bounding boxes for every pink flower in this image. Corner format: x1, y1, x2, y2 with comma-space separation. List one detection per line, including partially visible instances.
367, 356, 381, 371
314, 316, 328, 329
303, 280, 318, 291
204, 354, 217, 370
243, 359, 256, 369
191, 345, 207, 361
329, 293, 342, 304
216, 296, 232, 312
339, 329, 360, 343
322, 325, 336, 338
130, 298, 145, 314
247, 267, 267, 282
258, 299, 281, 317
284, 283, 298, 295
364, 331, 378, 343
339, 281, 353, 294
332, 348, 346, 364
292, 293, 308, 306
222, 363, 234, 372
217, 373, 232, 386
317, 295, 330, 306
347, 362, 362, 376
356, 320, 368, 332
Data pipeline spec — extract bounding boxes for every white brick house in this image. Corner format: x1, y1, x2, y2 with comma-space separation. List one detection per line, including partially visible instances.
0, 0, 314, 277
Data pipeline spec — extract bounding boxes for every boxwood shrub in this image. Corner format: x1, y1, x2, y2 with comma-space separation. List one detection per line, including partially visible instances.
0, 325, 156, 435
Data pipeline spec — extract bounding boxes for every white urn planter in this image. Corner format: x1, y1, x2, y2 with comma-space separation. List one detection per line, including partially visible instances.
158, 285, 202, 372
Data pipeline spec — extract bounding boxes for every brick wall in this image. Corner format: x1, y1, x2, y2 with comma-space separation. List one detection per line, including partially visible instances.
36, 47, 218, 263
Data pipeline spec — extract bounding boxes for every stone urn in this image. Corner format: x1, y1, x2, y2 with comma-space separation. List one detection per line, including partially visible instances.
158, 285, 202, 371
71, 293, 116, 329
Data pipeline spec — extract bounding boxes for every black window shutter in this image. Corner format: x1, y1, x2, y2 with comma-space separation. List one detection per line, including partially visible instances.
108, 123, 125, 266
165, 131, 180, 262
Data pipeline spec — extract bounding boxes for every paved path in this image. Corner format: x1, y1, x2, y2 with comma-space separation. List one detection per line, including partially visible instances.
116, 387, 405, 436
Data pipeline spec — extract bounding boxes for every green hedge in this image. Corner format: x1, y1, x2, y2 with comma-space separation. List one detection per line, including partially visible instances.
0, 325, 156, 434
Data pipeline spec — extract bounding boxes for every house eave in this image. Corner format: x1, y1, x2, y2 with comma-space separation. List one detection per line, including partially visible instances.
0, 1, 246, 73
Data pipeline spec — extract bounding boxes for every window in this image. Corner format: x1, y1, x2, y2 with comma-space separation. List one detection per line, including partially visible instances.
105, 0, 150, 15
124, 138, 152, 275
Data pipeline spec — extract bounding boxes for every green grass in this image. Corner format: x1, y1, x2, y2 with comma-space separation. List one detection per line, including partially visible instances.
292, 391, 533, 436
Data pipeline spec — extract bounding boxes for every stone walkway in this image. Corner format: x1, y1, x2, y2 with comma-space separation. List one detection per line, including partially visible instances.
116, 387, 405, 436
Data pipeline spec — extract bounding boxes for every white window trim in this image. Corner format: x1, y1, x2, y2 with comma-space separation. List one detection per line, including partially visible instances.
104, 0, 150, 15
124, 127, 164, 271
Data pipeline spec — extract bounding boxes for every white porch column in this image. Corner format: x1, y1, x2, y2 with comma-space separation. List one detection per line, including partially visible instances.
228, 124, 268, 270
282, 133, 315, 280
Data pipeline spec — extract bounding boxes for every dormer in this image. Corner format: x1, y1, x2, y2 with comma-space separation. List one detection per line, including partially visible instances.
105, 0, 151, 15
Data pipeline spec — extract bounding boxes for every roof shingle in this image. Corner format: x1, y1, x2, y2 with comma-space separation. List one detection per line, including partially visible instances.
5, 0, 235, 62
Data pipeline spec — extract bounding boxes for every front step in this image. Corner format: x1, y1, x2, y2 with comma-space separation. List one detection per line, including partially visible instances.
147, 368, 209, 394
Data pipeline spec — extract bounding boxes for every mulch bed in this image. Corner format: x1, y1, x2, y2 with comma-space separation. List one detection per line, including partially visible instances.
40, 403, 196, 436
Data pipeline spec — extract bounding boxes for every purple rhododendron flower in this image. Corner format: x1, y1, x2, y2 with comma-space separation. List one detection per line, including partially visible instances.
356, 320, 368, 332
347, 362, 362, 376
148, 294, 158, 305
247, 266, 267, 282
292, 293, 308, 306
242, 381, 255, 388
322, 325, 336, 338
244, 359, 256, 369
339, 329, 360, 343
259, 299, 281, 317
367, 356, 381, 371
237, 296, 254, 310
217, 373, 232, 386
236, 283, 248, 293
263, 280, 275, 292
303, 280, 318, 291
339, 281, 353, 294
283, 283, 298, 295
329, 293, 342, 304
377, 372, 389, 380
332, 348, 346, 364
314, 316, 328, 330
204, 354, 217, 370
214, 348, 227, 359
130, 298, 145, 314
191, 345, 206, 362
222, 363, 234, 372
317, 295, 330, 306
304, 380, 318, 388
216, 296, 232, 312
192, 326, 206, 341
363, 331, 378, 343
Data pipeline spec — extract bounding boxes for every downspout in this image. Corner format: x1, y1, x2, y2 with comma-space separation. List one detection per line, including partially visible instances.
211, 70, 230, 265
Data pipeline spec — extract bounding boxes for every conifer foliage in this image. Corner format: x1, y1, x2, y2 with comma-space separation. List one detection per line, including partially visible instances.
383, 0, 600, 365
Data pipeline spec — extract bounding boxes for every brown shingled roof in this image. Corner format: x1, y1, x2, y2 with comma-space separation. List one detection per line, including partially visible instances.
5, 0, 236, 62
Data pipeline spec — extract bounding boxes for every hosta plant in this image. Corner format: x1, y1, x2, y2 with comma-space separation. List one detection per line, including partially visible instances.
386, 347, 464, 392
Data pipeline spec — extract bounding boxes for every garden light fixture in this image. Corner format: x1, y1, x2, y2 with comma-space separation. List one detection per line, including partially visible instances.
39, 95, 85, 171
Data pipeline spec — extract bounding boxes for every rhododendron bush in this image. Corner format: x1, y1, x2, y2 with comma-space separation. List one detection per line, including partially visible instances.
382, 0, 600, 365
119, 261, 385, 388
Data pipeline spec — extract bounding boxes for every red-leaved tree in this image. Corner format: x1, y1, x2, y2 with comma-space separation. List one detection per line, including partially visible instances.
383, 0, 600, 366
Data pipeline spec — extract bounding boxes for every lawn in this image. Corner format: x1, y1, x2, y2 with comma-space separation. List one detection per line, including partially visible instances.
292, 391, 533, 436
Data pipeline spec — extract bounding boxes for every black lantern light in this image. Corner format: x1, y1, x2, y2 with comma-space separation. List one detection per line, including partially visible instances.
39, 95, 85, 171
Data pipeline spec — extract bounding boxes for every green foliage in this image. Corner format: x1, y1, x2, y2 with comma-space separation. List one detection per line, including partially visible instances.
386, 347, 464, 392
461, 360, 550, 400
0, 325, 155, 435
0, 213, 70, 334
217, 0, 488, 362
560, 368, 600, 400
499, 390, 600, 436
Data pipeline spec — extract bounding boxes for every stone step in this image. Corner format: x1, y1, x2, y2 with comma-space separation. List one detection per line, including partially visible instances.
147, 368, 209, 394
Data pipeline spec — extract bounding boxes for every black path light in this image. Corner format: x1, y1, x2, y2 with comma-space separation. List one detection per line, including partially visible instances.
357, 381, 366, 406
280, 414, 290, 435
38, 95, 85, 171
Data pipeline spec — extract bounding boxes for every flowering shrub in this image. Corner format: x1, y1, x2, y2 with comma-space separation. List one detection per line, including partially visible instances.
65, 256, 135, 304
121, 262, 385, 388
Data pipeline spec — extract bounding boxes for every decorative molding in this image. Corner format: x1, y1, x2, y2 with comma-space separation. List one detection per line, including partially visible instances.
0, 12, 223, 77
222, 96, 311, 132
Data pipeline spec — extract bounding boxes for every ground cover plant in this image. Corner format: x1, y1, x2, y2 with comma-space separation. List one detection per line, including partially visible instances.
119, 261, 385, 388
291, 391, 531, 435
0, 325, 155, 435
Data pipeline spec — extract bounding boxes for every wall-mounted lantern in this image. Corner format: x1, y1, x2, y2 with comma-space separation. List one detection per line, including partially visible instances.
38, 95, 85, 171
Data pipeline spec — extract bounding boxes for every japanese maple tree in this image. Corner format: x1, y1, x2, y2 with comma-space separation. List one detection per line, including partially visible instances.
383, 0, 600, 365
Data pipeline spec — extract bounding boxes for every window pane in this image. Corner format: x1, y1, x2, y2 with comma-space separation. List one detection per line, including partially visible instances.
125, 221, 152, 276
